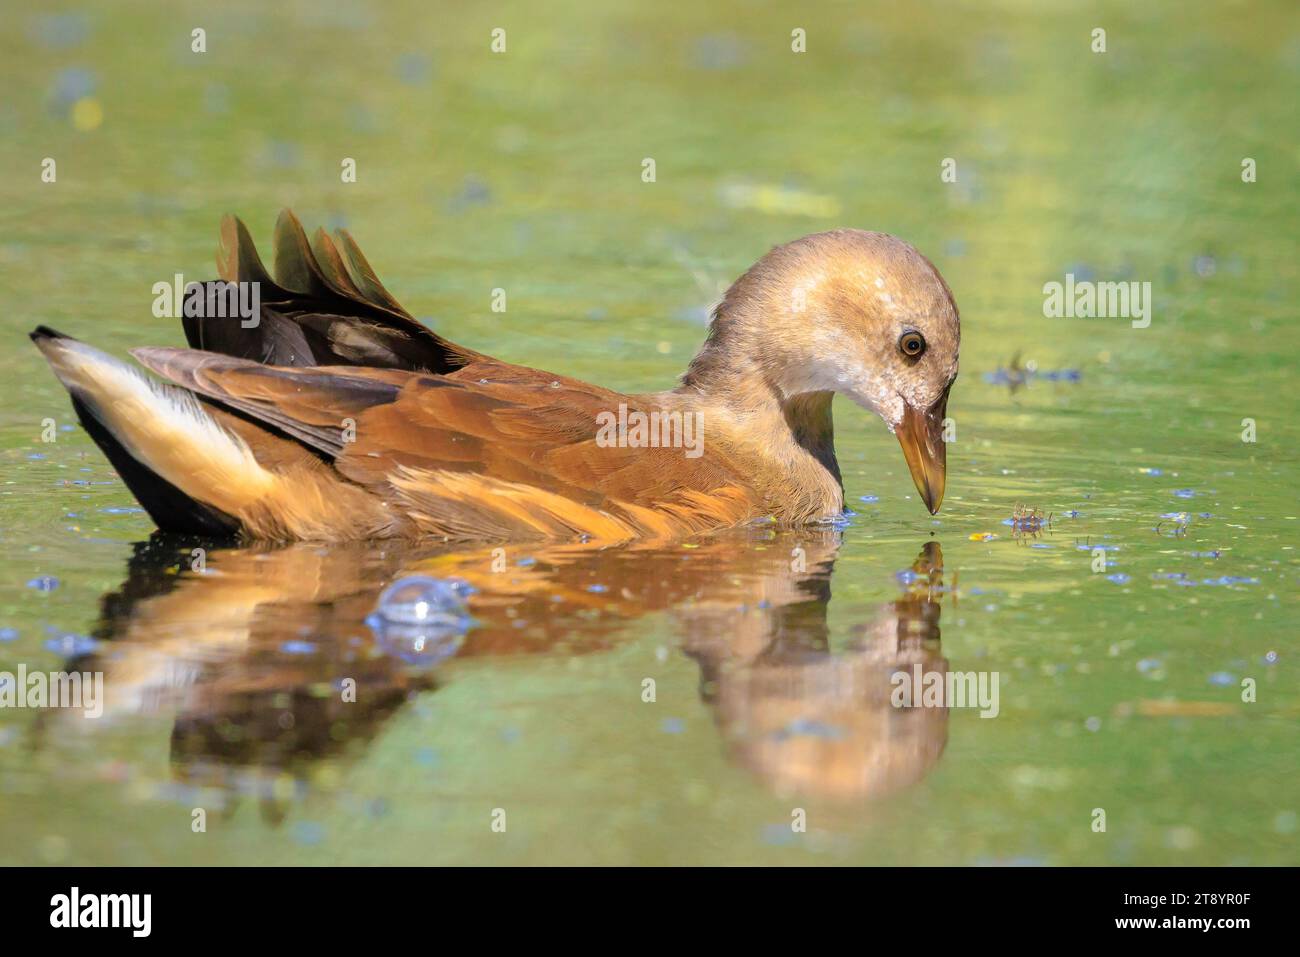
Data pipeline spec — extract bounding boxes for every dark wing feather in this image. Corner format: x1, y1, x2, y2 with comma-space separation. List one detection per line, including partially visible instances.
333, 227, 411, 315
184, 209, 480, 374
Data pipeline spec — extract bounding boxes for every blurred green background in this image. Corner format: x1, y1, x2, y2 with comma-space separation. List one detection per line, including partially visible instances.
0, 0, 1296, 864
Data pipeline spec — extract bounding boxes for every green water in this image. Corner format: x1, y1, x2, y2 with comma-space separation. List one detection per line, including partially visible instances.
1, 1, 1297, 865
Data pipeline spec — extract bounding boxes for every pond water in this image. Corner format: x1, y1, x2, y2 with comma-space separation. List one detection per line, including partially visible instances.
0, 1, 1296, 864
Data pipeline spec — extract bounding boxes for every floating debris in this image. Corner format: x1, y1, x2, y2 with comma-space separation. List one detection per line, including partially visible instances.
718, 179, 840, 218
1156, 512, 1191, 537
969, 532, 997, 542
1152, 572, 1257, 588
983, 352, 1080, 393
1134, 699, 1236, 718
43, 632, 98, 656
1004, 504, 1052, 541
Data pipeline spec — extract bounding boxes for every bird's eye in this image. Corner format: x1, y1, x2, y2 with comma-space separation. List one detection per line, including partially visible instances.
899, 331, 927, 357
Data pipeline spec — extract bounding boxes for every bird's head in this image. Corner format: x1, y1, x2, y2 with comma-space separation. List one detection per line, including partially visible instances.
688, 229, 960, 514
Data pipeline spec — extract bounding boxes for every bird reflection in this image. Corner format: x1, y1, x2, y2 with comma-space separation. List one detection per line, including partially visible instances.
49, 527, 951, 815
682, 541, 948, 799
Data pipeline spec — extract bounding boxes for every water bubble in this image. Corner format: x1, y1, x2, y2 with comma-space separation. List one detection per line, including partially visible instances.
366, 575, 475, 666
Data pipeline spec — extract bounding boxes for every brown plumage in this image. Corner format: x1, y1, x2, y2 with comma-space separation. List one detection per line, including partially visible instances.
31, 210, 960, 544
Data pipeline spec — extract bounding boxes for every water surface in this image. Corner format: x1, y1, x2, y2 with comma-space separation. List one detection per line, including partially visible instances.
0, 0, 1296, 864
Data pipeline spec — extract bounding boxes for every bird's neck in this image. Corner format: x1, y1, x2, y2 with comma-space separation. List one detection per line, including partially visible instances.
676, 331, 844, 516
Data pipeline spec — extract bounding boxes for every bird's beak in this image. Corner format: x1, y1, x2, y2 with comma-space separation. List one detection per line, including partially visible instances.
895, 383, 950, 514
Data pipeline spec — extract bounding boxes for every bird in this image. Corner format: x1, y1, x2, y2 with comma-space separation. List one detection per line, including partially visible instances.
31, 210, 959, 544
